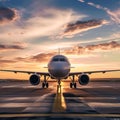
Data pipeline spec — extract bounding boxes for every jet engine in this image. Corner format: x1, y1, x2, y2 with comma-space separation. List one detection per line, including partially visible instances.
29, 74, 40, 85
78, 74, 89, 85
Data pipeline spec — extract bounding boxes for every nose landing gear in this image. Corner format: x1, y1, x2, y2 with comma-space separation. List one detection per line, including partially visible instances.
58, 79, 61, 86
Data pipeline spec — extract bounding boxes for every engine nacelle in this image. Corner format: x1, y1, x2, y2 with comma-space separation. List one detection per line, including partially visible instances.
78, 74, 89, 85
29, 74, 40, 85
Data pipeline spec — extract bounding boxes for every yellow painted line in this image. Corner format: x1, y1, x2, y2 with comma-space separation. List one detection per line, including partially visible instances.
0, 113, 120, 118
52, 83, 67, 112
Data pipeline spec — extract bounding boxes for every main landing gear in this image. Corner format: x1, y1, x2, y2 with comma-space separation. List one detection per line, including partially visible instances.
70, 75, 77, 88
70, 82, 76, 88
42, 75, 49, 88
42, 82, 49, 88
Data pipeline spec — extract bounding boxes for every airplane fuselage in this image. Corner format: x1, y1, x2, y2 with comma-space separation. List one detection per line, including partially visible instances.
48, 55, 70, 80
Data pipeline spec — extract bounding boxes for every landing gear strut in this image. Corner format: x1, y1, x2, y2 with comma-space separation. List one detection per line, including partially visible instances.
42, 75, 49, 88
57, 79, 61, 87
70, 75, 77, 88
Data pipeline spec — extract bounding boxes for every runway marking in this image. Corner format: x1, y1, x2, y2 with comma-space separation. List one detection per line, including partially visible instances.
0, 113, 120, 118
88, 102, 120, 107
52, 83, 67, 112
23, 92, 54, 112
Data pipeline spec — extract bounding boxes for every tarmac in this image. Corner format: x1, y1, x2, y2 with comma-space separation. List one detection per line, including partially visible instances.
0, 79, 120, 120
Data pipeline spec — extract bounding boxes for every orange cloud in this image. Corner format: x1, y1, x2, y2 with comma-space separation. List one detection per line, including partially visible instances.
0, 44, 25, 51
0, 41, 119, 68
14, 52, 56, 64
63, 19, 108, 37
64, 41, 120, 55
15, 41, 120, 64
0, 57, 16, 67
28, 53, 56, 63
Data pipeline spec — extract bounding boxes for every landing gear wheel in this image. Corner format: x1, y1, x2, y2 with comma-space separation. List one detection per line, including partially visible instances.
42, 82, 49, 88
42, 83, 45, 88
70, 82, 77, 88
46, 82, 49, 88
74, 83, 77, 88
70, 83, 73, 88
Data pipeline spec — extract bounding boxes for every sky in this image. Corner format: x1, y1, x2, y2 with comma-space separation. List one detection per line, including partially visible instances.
0, 0, 120, 79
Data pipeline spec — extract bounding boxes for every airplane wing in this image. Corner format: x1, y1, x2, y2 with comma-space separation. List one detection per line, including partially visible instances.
0, 69, 50, 76
69, 69, 120, 76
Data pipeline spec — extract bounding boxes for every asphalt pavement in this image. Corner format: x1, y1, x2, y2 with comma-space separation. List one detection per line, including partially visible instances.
0, 79, 120, 120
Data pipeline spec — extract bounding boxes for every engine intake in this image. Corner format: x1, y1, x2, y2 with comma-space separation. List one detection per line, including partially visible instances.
29, 74, 40, 85
78, 74, 89, 85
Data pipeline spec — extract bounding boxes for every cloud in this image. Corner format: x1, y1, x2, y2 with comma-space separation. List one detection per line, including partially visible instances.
87, 2, 105, 10
88, 2, 120, 24
0, 59, 15, 64
0, 41, 119, 69
0, 43, 25, 51
23, 8, 86, 39
86, 41, 120, 51
78, 0, 85, 3
63, 19, 108, 37
12, 41, 120, 64
14, 52, 55, 63
64, 41, 120, 55
30, 53, 55, 62
0, 57, 16, 67
78, 1, 120, 24
0, 8, 86, 42
0, 6, 19, 25
106, 8, 120, 24
111, 32, 120, 38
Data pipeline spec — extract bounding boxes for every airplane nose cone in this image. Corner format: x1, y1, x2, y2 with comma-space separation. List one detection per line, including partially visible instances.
48, 63, 70, 78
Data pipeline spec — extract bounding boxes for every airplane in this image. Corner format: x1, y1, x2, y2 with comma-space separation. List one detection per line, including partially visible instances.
0, 54, 120, 88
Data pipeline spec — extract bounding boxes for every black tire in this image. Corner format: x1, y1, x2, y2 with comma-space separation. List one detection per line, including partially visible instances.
46, 82, 49, 88
74, 83, 77, 88
42, 83, 45, 88
70, 83, 72, 88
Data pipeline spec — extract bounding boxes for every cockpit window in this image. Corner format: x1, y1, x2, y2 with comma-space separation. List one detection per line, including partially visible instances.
52, 57, 66, 62
53, 58, 59, 61
60, 58, 66, 61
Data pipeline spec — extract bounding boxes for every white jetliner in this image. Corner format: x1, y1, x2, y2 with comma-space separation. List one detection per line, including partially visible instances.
0, 54, 120, 88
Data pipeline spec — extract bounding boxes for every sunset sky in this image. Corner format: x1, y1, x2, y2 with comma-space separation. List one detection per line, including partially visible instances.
0, 0, 120, 79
